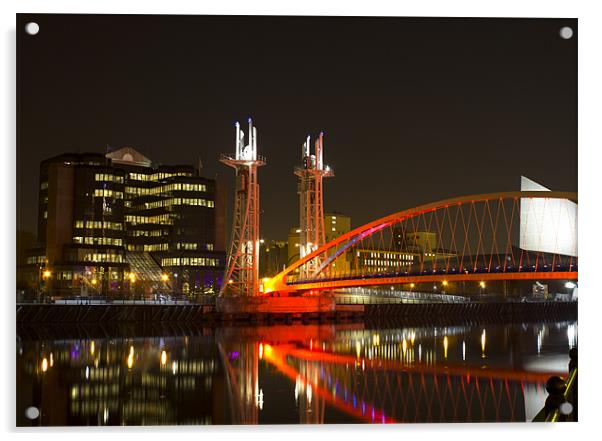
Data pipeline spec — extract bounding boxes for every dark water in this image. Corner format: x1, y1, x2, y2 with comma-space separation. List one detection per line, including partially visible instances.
16, 320, 577, 426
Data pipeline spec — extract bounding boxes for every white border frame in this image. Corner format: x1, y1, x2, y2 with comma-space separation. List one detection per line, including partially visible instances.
2, 1, 601, 440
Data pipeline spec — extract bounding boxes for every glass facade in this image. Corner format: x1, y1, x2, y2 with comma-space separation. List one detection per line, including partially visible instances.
24, 148, 226, 299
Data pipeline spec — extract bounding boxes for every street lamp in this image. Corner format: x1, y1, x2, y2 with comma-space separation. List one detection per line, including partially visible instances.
40, 269, 52, 301
128, 273, 137, 299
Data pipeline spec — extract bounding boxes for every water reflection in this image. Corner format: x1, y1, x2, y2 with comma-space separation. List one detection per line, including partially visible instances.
17, 320, 576, 425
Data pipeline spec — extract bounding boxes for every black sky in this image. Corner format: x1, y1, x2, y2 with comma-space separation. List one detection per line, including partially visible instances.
17, 14, 577, 240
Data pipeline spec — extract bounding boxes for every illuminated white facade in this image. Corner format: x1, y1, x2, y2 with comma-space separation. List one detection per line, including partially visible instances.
519, 176, 577, 257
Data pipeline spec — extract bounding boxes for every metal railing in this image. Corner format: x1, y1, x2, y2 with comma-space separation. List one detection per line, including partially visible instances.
17, 294, 217, 306
335, 289, 469, 305
533, 347, 578, 422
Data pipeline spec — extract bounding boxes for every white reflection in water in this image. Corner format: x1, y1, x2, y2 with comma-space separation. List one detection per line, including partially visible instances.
567, 324, 577, 347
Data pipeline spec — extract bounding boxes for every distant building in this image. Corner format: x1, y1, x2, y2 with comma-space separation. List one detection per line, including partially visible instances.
287, 227, 301, 267
394, 230, 437, 254
259, 240, 288, 278
353, 249, 418, 274
324, 213, 352, 273
21, 147, 227, 298
288, 212, 352, 275
324, 213, 351, 243
520, 176, 577, 257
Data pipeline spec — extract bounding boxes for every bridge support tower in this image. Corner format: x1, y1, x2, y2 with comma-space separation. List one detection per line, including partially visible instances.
295, 132, 334, 279
220, 119, 266, 296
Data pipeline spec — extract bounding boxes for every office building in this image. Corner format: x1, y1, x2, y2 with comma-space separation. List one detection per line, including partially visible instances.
22, 147, 226, 298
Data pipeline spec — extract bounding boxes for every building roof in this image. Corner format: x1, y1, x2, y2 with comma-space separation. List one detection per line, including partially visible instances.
106, 146, 152, 167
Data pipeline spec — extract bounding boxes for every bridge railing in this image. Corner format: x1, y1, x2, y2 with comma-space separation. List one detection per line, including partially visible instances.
335, 290, 469, 305
532, 347, 578, 422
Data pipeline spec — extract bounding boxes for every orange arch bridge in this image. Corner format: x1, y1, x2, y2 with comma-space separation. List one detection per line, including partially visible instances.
264, 191, 577, 295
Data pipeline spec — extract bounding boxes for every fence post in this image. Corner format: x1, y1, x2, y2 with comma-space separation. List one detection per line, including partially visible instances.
544, 376, 567, 421
569, 347, 578, 420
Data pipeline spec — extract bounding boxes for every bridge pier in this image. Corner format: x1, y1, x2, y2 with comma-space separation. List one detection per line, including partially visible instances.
216, 295, 336, 315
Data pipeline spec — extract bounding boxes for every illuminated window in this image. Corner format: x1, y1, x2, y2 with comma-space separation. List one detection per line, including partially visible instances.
82, 237, 123, 246
95, 173, 124, 183
82, 252, 124, 263
94, 189, 123, 199
143, 243, 168, 252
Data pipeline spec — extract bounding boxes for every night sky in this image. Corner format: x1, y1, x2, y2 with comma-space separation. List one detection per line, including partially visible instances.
17, 15, 577, 241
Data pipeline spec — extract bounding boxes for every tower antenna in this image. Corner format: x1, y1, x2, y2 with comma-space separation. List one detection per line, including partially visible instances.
219, 118, 266, 296
295, 131, 334, 279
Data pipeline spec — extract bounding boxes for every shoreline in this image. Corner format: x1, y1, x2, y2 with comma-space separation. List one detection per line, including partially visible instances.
16, 300, 577, 325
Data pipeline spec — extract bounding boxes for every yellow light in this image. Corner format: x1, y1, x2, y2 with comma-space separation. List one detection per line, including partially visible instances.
161, 274, 169, 282
161, 350, 167, 366
91, 279, 97, 285
410, 283, 415, 289
481, 329, 487, 355
49, 353, 54, 367
443, 336, 449, 359
442, 280, 448, 287
43, 270, 51, 279
355, 341, 361, 359
228, 279, 234, 284
259, 343, 264, 360
372, 334, 380, 346
127, 354, 134, 369
263, 344, 273, 358
479, 281, 486, 288
129, 273, 136, 283
41, 357, 48, 372
90, 341, 95, 355
402, 338, 407, 356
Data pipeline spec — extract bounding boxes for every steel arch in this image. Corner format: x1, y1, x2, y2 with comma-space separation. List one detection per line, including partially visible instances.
264, 191, 578, 294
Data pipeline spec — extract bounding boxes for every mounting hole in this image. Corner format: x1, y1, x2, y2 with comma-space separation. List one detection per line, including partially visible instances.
559, 402, 573, 415
25, 22, 40, 35
24, 406, 40, 420
559, 26, 573, 40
